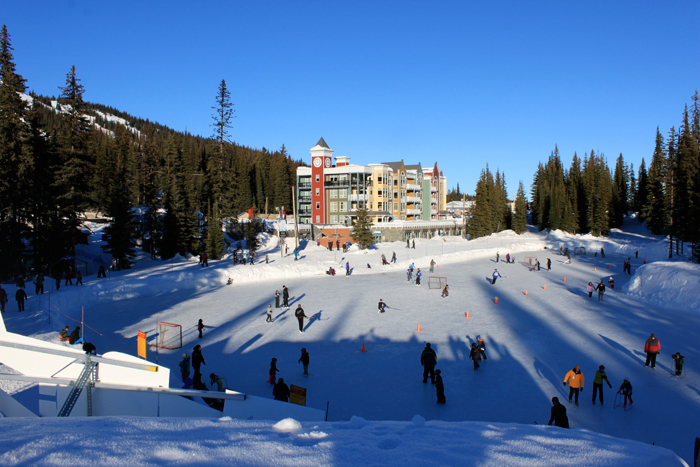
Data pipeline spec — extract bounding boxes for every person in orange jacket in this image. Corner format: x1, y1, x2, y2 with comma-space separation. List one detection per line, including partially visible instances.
644, 333, 661, 369
563, 364, 584, 406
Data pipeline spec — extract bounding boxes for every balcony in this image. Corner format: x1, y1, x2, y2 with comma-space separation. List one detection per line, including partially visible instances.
348, 193, 369, 201
324, 180, 350, 187
406, 195, 421, 203
407, 208, 422, 215
298, 197, 312, 204
406, 184, 419, 191
298, 183, 312, 189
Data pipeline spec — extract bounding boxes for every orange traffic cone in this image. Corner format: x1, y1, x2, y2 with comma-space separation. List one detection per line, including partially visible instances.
524, 290, 528, 296
607, 264, 610, 268
594, 267, 597, 271
495, 297, 499, 304
563, 277, 566, 282
543, 284, 547, 290
465, 311, 470, 318
361, 343, 366, 352
416, 323, 421, 332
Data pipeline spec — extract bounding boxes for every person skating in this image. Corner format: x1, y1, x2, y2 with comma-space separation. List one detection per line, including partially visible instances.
65, 268, 73, 286
275, 290, 281, 308
268, 358, 279, 384
266, 304, 273, 323
496, 251, 500, 263
0, 285, 7, 313
563, 364, 584, 406
273, 378, 290, 402
192, 344, 206, 380
378, 299, 387, 313
15, 287, 27, 312
179, 353, 191, 382
283, 286, 289, 308
299, 347, 310, 376
59, 325, 70, 342
595, 280, 606, 301
345, 262, 350, 276
592, 365, 612, 405
266, 254, 269, 264
672, 352, 685, 376
469, 342, 481, 370
421, 343, 438, 383
97, 265, 106, 278
294, 248, 299, 261
586, 282, 594, 299
547, 258, 551, 271
391, 251, 396, 263
435, 369, 446, 404
415, 268, 422, 286
491, 269, 501, 285
644, 333, 660, 369
618, 378, 633, 407
68, 326, 82, 345
477, 335, 487, 360
441, 284, 449, 298
197, 319, 205, 339
600, 247, 605, 258
547, 397, 569, 428
506, 253, 510, 264
536, 260, 541, 271
430, 259, 436, 273
407, 267, 412, 282
295, 304, 309, 333
608, 277, 614, 289
412, 239, 415, 249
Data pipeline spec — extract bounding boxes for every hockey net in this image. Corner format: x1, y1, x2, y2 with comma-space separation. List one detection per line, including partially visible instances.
429, 276, 448, 289
574, 247, 586, 255
522, 256, 538, 266
153, 322, 182, 350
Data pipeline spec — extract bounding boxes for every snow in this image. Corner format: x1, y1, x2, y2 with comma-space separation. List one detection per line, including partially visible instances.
0, 216, 697, 466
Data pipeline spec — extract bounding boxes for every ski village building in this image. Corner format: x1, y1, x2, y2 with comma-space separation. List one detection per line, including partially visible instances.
295, 138, 462, 245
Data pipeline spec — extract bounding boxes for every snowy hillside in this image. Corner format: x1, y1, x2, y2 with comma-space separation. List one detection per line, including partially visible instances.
1, 217, 698, 465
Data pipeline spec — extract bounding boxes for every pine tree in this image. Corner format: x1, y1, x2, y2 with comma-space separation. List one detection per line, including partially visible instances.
611, 154, 629, 227
209, 79, 235, 216
674, 106, 699, 248
636, 158, 648, 220
512, 181, 528, 234
644, 129, 668, 235
206, 201, 225, 260
351, 207, 374, 249
467, 168, 494, 239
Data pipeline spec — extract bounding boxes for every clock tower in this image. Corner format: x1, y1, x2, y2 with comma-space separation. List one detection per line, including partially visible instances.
310, 138, 333, 224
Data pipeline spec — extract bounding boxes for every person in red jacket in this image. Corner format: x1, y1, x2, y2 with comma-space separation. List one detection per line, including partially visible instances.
644, 333, 661, 369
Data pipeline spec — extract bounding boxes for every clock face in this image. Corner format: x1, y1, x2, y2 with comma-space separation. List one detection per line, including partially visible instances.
324, 158, 331, 168
313, 157, 322, 168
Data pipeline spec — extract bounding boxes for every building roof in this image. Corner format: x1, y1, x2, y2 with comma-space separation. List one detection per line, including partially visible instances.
316, 137, 330, 149
380, 161, 404, 173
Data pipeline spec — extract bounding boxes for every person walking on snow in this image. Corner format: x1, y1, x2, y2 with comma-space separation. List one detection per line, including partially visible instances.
491, 269, 501, 285
592, 365, 612, 405
435, 369, 446, 404
266, 304, 273, 323
197, 319, 205, 339
200, 252, 208, 267
595, 280, 606, 301
34, 272, 45, 294
547, 258, 551, 271
295, 304, 309, 332
421, 343, 438, 383
548, 397, 569, 428
469, 342, 481, 370
496, 251, 500, 263
268, 358, 279, 384
179, 353, 191, 382
644, 333, 660, 369
563, 364, 584, 406
283, 286, 289, 308
192, 345, 206, 381
415, 268, 422, 286
391, 251, 397, 263
378, 299, 387, 313
275, 290, 281, 308
15, 287, 27, 311
299, 348, 310, 376
586, 282, 594, 299
477, 335, 488, 360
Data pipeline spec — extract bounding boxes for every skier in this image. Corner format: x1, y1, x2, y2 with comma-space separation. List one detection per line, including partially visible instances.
469, 342, 481, 370
547, 397, 569, 428
378, 299, 387, 313
563, 364, 584, 406
295, 304, 309, 333
192, 344, 206, 381
595, 280, 606, 301
496, 251, 500, 263
435, 369, 446, 404
672, 352, 685, 376
592, 365, 612, 405
608, 277, 614, 289
299, 347, 310, 376
617, 378, 633, 407
547, 258, 551, 271
491, 269, 501, 285
391, 251, 397, 263
59, 326, 70, 342
0, 285, 7, 313
441, 284, 449, 298
266, 304, 273, 323
283, 286, 289, 308
273, 378, 290, 402
345, 262, 350, 276
586, 282, 594, 299
197, 319, 205, 339
15, 287, 27, 312
68, 326, 82, 345
415, 268, 422, 286
477, 335, 487, 360
179, 353, 191, 382
421, 343, 437, 384
275, 290, 281, 308
268, 358, 279, 384
430, 259, 435, 273
644, 333, 661, 369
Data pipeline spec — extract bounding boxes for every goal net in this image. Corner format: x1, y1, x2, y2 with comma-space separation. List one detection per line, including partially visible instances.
153, 322, 182, 350
574, 247, 586, 255
523, 256, 538, 266
429, 276, 448, 289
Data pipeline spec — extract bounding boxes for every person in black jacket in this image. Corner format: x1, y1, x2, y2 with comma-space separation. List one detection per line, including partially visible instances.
15, 288, 28, 312
595, 280, 606, 301
435, 369, 446, 404
68, 326, 82, 345
299, 347, 310, 376
83, 342, 97, 355
421, 343, 438, 384
469, 342, 481, 370
282, 286, 289, 308
548, 397, 569, 428
192, 344, 206, 380
275, 290, 281, 308
295, 304, 309, 332
273, 378, 290, 402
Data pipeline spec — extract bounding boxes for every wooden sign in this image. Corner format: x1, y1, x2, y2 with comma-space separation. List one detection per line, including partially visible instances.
137, 331, 147, 359
289, 384, 307, 406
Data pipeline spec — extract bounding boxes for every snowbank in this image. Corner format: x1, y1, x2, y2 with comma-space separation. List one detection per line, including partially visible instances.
0, 417, 687, 467
623, 262, 700, 314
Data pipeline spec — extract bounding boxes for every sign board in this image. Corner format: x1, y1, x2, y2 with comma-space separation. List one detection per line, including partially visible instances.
137, 331, 147, 359
279, 219, 287, 232
371, 230, 382, 235
289, 384, 307, 406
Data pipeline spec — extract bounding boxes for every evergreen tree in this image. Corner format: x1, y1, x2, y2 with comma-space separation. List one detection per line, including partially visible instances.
644, 129, 668, 234
206, 201, 225, 260
674, 106, 699, 248
512, 181, 528, 234
159, 183, 180, 260
636, 158, 648, 220
351, 207, 374, 249
209, 80, 235, 216
467, 168, 494, 239
611, 153, 629, 227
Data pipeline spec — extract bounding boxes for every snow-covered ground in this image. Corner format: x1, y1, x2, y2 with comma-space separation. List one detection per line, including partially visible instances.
1, 217, 697, 466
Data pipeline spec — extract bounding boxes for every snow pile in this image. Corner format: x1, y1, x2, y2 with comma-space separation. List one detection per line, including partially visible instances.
623, 262, 700, 314
0, 417, 687, 467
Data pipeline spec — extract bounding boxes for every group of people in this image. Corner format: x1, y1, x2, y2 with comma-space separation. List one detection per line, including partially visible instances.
586, 280, 608, 301
269, 347, 311, 402
326, 240, 350, 252
233, 249, 255, 265
495, 252, 517, 264
622, 258, 632, 275
381, 252, 398, 265
274, 286, 290, 308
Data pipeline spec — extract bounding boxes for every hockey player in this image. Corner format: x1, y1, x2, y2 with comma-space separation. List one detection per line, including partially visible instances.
441, 284, 449, 298
415, 268, 422, 286
592, 365, 612, 405
378, 299, 387, 313
430, 259, 436, 273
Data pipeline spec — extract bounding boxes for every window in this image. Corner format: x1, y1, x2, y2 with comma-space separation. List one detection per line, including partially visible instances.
316, 215, 320, 223
330, 190, 338, 199
330, 215, 338, 223
339, 189, 347, 198
394, 191, 398, 199
316, 202, 320, 210
316, 174, 320, 182
316, 188, 320, 196
339, 202, 346, 212
377, 190, 382, 198
370, 202, 373, 210
370, 188, 373, 195
330, 202, 338, 212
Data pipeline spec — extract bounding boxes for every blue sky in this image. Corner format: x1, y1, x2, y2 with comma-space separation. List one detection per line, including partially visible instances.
4, 1, 699, 197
